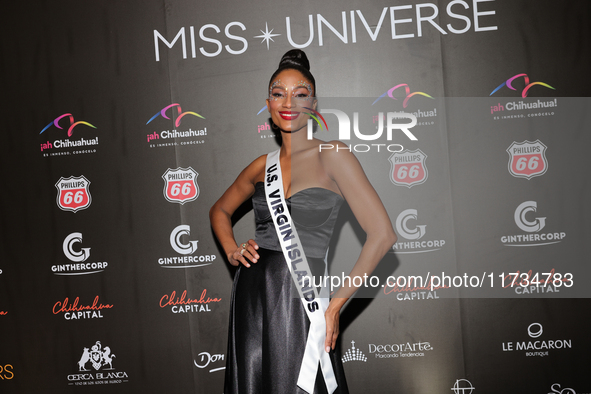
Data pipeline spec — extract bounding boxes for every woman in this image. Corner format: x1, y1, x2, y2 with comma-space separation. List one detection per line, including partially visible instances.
210, 49, 396, 394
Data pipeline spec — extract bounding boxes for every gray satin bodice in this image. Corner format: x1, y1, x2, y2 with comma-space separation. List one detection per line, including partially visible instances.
253, 182, 344, 258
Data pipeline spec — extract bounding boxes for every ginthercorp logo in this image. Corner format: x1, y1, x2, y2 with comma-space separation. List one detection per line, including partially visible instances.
55, 176, 92, 212
52, 232, 108, 275
63, 233, 91, 262
341, 340, 367, 363
451, 379, 475, 394
162, 167, 199, 204
507, 140, 548, 179
392, 209, 445, 253
490, 73, 555, 98
159, 289, 222, 314
501, 201, 566, 247
194, 351, 225, 373
68, 341, 128, 386
388, 149, 428, 187
501, 323, 572, 357
372, 83, 434, 108
158, 225, 216, 268
40, 113, 98, 157
146, 104, 207, 148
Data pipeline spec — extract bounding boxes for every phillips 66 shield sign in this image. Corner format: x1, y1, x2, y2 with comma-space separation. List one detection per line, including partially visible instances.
55, 176, 92, 212
506, 140, 548, 179
162, 167, 199, 204
389, 149, 428, 188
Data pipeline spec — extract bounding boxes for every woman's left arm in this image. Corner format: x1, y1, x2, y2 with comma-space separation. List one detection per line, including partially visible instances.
320, 141, 397, 352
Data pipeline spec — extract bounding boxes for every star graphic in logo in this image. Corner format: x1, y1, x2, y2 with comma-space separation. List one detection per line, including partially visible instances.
254, 23, 281, 50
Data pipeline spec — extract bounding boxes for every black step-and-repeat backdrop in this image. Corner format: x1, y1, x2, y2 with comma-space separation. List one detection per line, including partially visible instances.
1, 1, 590, 393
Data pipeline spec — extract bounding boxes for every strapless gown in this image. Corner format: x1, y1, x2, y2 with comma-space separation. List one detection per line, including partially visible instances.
224, 182, 349, 394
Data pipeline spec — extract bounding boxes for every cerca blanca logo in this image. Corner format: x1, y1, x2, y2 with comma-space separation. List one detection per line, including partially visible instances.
158, 225, 216, 268
68, 341, 129, 386
392, 208, 446, 253
501, 201, 566, 247
53, 233, 108, 275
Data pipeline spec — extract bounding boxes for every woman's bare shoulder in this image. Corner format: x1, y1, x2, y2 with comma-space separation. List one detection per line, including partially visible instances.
242, 154, 268, 183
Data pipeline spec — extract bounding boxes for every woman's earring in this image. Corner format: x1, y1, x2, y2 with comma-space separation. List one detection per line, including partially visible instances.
271, 122, 279, 130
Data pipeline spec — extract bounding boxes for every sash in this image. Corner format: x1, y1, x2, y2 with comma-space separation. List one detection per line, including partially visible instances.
264, 149, 337, 394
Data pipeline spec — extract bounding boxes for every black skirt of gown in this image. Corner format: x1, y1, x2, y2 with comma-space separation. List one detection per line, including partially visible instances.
224, 184, 348, 394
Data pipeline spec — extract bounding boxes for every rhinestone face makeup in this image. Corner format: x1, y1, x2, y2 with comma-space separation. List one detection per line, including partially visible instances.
268, 79, 314, 102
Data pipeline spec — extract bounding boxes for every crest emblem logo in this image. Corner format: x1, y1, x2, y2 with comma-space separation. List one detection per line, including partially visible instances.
507, 140, 548, 179
341, 340, 367, 363
162, 167, 199, 204
388, 149, 428, 188
55, 176, 92, 212
78, 341, 116, 371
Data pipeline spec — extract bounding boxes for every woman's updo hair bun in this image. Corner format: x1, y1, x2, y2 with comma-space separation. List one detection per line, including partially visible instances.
278, 49, 310, 71
269, 49, 316, 95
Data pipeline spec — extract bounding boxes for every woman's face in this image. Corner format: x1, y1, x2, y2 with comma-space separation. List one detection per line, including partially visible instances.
266, 69, 316, 133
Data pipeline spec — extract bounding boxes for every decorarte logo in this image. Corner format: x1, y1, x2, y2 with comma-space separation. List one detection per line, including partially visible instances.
162, 167, 199, 204
367, 339, 433, 359
55, 176, 91, 212
507, 140, 548, 179
68, 341, 129, 386
388, 149, 428, 187
158, 224, 217, 268
146, 104, 207, 148
40, 113, 99, 157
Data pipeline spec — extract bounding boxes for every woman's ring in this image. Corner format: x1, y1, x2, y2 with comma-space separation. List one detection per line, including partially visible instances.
240, 248, 246, 255
241, 243, 247, 248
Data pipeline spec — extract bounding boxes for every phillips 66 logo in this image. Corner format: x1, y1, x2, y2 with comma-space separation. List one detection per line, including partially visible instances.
55, 176, 92, 212
507, 140, 548, 179
162, 167, 199, 204
389, 149, 428, 188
